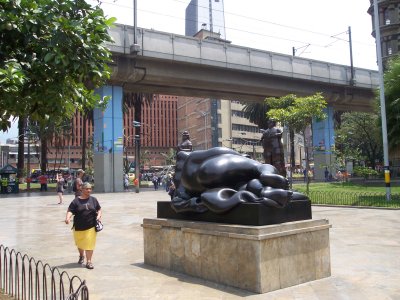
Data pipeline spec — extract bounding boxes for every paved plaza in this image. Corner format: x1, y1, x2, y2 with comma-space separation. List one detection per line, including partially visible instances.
0, 189, 399, 300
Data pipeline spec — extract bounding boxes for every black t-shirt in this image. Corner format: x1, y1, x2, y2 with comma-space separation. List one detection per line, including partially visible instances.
68, 196, 101, 231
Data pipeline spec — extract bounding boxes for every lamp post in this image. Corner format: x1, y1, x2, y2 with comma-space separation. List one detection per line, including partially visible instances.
133, 121, 141, 193
26, 131, 32, 192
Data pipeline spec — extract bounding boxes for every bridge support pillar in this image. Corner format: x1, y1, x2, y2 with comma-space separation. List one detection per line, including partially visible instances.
93, 85, 124, 193
312, 107, 335, 181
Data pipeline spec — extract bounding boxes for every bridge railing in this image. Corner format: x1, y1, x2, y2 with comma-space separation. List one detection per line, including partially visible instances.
0, 245, 89, 300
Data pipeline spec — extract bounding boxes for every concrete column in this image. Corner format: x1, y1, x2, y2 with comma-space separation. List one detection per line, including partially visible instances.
312, 106, 335, 181
93, 85, 124, 193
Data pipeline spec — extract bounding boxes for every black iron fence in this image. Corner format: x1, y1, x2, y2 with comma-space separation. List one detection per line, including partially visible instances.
0, 245, 89, 300
304, 191, 400, 208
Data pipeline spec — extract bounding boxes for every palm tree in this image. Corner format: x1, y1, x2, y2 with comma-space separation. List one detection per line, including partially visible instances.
242, 99, 295, 176
241, 102, 271, 130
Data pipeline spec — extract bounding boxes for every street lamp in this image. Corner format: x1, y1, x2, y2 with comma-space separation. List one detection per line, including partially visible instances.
133, 121, 141, 193
25, 130, 34, 192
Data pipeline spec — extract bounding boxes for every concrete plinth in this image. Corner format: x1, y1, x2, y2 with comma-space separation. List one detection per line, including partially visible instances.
142, 218, 331, 294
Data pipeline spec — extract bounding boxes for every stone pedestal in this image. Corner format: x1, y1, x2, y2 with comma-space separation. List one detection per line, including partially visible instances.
142, 218, 331, 293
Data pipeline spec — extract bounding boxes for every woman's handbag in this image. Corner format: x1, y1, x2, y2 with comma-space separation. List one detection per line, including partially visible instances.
95, 220, 103, 232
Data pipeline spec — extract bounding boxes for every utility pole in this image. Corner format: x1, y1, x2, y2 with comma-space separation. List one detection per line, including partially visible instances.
348, 26, 355, 85
208, 0, 213, 33
373, 0, 391, 200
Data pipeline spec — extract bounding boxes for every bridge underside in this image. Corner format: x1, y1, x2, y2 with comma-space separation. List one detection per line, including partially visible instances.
109, 55, 375, 112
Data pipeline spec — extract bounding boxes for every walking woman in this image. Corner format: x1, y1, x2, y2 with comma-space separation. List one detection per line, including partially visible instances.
56, 174, 65, 204
65, 182, 102, 269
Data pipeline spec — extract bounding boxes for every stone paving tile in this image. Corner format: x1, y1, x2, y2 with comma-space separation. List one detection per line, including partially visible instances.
0, 190, 399, 299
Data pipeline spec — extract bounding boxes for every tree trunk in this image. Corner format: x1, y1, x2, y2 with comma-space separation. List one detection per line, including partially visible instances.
303, 132, 310, 195
40, 137, 47, 173
17, 118, 26, 179
289, 128, 295, 188
82, 114, 87, 169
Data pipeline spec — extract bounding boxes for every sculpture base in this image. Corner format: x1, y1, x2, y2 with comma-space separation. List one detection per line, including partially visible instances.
142, 218, 331, 293
157, 200, 312, 226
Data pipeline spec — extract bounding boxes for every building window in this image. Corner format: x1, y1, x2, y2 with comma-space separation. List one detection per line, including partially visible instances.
384, 8, 390, 25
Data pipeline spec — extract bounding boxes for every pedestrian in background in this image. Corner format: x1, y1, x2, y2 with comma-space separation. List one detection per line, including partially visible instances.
38, 173, 48, 191
123, 173, 129, 191
152, 174, 159, 190
73, 169, 85, 196
168, 183, 176, 200
65, 182, 102, 270
56, 174, 65, 204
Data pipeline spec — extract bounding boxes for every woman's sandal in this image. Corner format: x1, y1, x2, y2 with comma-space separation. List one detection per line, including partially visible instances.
86, 262, 94, 269
78, 256, 84, 264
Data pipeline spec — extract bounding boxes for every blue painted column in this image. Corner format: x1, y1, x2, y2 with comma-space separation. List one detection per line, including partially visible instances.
312, 106, 335, 181
93, 85, 124, 192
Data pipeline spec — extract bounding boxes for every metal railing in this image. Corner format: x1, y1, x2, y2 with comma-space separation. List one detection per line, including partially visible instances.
0, 245, 89, 300
304, 191, 400, 208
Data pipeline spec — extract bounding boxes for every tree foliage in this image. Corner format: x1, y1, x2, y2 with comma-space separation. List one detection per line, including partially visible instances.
384, 56, 400, 149
241, 101, 271, 130
335, 112, 382, 169
266, 93, 327, 193
0, 0, 115, 130
266, 93, 327, 133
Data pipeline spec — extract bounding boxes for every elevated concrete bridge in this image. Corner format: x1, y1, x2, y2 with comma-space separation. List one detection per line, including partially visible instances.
106, 24, 379, 111
94, 24, 380, 192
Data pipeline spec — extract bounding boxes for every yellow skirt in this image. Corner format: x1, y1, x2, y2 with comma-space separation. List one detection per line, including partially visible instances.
73, 227, 97, 250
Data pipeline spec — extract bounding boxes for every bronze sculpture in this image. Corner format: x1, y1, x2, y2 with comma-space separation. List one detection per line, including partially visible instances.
177, 130, 193, 153
261, 120, 286, 177
170, 147, 308, 214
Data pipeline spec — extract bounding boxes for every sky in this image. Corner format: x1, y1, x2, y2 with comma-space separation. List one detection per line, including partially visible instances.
93, 0, 378, 69
0, 0, 378, 144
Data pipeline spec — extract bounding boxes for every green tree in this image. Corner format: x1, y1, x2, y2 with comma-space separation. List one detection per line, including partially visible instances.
267, 93, 327, 194
0, 0, 114, 127
1, 0, 114, 177
384, 56, 400, 149
335, 112, 382, 169
264, 94, 297, 174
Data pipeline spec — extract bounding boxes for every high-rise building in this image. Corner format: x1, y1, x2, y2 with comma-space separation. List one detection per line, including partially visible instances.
185, 0, 226, 39
177, 96, 265, 160
368, 0, 400, 67
42, 95, 178, 172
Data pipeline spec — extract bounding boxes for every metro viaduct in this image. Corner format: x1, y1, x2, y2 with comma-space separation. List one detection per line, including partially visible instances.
94, 24, 380, 192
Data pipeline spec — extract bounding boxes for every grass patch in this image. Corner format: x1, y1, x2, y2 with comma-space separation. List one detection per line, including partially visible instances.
293, 181, 400, 193
292, 182, 400, 208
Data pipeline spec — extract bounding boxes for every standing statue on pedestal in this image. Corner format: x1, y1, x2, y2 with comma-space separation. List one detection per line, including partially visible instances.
261, 120, 286, 177
177, 131, 193, 154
